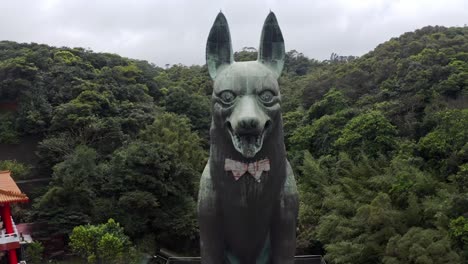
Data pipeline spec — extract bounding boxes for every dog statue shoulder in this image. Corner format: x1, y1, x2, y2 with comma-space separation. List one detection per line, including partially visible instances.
198, 11, 299, 264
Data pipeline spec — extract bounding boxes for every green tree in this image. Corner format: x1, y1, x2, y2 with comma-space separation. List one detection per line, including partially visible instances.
306, 88, 349, 121
98, 113, 205, 250
284, 50, 318, 76
383, 227, 460, 264
32, 145, 101, 235
234, 47, 258, 61
25, 241, 44, 264
70, 218, 138, 264
0, 112, 19, 143
0, 160, 31, 179
16, 84, 53, 134
289, 110, 353, 157
139, 112, 207, 172
450, 216, 468, 259
0, 56, 37, 100
163, 86, 211, 139
418, 109, 468, 176
335, 110, 397, 157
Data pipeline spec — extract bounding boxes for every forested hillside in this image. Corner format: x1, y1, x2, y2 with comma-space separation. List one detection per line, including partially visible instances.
0, 25, 467, 263
287, 26, 468, 264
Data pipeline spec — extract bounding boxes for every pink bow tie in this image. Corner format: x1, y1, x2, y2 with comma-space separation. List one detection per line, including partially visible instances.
224, 158, 270, 182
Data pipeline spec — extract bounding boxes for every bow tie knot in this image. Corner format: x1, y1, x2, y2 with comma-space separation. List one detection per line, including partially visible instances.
224, 158, 270, 182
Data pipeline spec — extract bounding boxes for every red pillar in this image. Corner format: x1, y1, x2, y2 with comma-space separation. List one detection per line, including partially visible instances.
2, 203, 18, 264
3, 204, 13, 233
1, 205, 6, 228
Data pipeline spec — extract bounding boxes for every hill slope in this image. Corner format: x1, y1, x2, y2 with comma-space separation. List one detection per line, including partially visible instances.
284, 26, 468, 263
0, 25, 466, 262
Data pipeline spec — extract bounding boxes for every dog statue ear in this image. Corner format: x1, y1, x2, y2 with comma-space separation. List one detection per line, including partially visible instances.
258, 12, 285, 78
206, 12, 234, 79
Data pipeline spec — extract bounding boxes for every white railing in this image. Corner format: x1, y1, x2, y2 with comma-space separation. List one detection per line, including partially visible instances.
0, 216, 20, 245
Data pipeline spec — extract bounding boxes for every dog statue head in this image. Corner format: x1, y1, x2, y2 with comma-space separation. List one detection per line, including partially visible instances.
207, 12, 285, 158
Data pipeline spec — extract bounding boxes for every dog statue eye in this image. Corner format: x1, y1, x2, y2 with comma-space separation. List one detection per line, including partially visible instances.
219, 91, 236, 104
259, 90, 274, 103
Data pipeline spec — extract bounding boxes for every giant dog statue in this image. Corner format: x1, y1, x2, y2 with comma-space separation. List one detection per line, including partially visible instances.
198, 12, 299, 264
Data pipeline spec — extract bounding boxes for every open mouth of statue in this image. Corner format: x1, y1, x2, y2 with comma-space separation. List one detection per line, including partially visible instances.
227, 121, 270, 158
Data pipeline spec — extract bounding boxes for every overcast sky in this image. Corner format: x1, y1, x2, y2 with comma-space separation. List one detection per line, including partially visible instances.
1, 0, 467, 66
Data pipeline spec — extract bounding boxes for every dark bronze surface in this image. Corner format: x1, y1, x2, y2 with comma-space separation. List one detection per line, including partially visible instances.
198, 12, 299, 264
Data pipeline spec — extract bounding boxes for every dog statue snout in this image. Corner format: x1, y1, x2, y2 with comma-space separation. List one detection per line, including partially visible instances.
229, 96, 269, 135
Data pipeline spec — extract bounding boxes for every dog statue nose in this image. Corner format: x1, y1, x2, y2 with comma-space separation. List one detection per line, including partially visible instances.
239, 118, 260, 131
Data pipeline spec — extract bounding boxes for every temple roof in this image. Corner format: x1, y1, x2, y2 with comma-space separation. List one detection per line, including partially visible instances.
0, 170, 29, 203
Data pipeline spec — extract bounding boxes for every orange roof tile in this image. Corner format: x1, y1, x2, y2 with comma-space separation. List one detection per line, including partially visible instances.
0, 171, 29, 203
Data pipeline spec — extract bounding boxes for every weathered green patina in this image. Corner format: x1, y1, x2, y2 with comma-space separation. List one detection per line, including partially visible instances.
198, 12, 299, 264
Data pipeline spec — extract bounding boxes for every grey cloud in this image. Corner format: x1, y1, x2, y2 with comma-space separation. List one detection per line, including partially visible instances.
0, 0, 467, 66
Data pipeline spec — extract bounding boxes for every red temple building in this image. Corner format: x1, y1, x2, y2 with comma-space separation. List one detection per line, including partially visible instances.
0, 170, 29, 264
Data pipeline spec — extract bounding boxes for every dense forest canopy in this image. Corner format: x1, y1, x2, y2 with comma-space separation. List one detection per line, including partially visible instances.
0, 25, 467, 263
